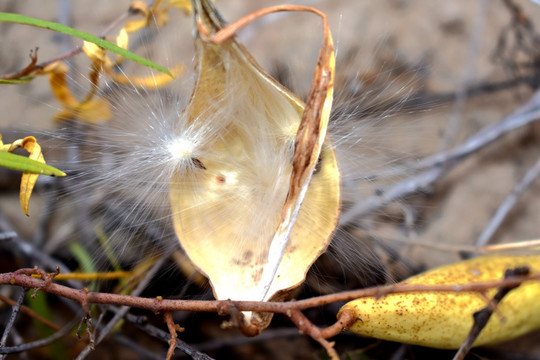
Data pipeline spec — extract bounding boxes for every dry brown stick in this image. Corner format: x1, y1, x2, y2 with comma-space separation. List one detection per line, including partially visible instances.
288, 309, 339, 360
164, 312, 182, 360
0, 48, 39, 80
2, 267, 539, 315
0, 4, 130, 80
0, 293, 61, 332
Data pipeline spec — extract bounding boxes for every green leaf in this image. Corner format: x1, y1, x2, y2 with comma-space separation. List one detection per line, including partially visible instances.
69, 242, 98, 292
0, 150, 66, 176
0, 12, 172, 77
69, 242, 97, 274
0, 76, 34, 84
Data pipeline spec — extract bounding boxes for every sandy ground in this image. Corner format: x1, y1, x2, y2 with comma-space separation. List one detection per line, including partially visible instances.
1, 0, 540, 359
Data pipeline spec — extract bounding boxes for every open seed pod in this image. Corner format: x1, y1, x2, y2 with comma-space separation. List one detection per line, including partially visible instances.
169, 0, 339, 327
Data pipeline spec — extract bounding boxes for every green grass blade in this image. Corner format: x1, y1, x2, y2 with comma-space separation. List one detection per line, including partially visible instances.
0, 12, 172, 77
0, 151, 66, 176
0, 76, 34, 84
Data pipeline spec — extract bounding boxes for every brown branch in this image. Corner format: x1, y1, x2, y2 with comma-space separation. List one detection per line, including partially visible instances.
0, 293, 61, 332
320, 308, 356, 339
288, 309, 338, 359
1, 48, 39, 80
2, 268, 540, 314
74, 256, 167, 360
164, 312, 183, 360
0, 5, 131, 81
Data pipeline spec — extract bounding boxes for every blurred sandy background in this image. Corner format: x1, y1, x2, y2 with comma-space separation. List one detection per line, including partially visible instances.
1, 0, 540, 358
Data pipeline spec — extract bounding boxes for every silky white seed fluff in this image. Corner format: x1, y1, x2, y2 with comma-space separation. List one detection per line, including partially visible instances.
2, 1, 438, 296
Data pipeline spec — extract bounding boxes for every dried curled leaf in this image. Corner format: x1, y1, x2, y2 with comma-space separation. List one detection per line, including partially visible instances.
339, 255, 540, 349
169, 0, 339, 321
0, 134, 66, 216
48, 61, 111, 123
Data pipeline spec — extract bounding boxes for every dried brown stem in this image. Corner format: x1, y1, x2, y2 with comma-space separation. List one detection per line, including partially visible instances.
0, 5, 130, 81
164, 312, 179, 360
1, 267, 539, 315
0, 293, 61, 332
288, 309, 338, 360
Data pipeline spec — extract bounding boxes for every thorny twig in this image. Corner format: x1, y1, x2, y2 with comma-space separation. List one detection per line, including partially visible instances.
453, 267, 530, 360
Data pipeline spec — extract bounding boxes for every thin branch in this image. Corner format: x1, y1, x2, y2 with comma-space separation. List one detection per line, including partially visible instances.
74, 256, 167, 360
341, 88, 540, 225
0, 6, 131, 81
1, 268, 539, 315
0, 315, 81, 355
453, 267, 529, 360
191, 327, 301, 353
123, 313, 215, 360
164, 311, 183, 360
476, 154, 540, 247
0, 293, 61, 332
113, 335, 164, 360
0, 289, 25, 360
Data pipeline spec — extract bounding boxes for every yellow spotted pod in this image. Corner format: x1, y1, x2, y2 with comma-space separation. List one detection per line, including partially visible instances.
339, 255, 540, 349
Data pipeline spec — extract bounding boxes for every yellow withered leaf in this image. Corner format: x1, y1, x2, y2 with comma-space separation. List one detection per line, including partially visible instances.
116, 28, 129, 51
19, 136, 44, 216
82, 40, 108, 64
48, 62, 79, 109
169, 0, 339, 319
339, 255, 540, 349
48, 61, 111, 123
0, 135, 58, 215
106, 63, 185, 88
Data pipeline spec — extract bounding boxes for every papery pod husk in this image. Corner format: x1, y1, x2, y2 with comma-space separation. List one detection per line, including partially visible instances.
169, 0, 340, 328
